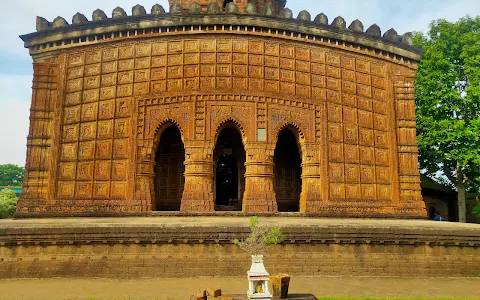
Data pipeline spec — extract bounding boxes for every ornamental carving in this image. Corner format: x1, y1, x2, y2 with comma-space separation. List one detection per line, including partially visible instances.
16, 21, 425, 218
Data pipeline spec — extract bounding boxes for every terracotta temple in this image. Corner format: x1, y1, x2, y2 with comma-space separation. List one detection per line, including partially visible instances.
16, 0, 426, 218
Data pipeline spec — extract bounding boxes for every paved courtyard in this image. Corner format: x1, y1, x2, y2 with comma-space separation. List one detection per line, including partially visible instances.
1, 276, 480, 299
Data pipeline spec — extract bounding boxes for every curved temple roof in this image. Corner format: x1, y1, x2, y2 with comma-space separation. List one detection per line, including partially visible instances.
20, 2, 421, 61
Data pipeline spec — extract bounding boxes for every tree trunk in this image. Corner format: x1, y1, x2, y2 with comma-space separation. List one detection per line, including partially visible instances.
457, 166, 467, 223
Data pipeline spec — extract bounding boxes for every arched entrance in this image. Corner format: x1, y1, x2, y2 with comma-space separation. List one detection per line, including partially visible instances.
154, 125, 185, 211
274, 127, 302, 212
214, 125, 245, 211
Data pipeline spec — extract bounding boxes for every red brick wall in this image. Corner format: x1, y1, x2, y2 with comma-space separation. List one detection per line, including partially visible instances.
1, 221, 479, 278
1, 243, 479, 278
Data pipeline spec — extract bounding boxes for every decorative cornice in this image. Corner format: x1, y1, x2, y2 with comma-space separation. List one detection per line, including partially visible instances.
20, 2, 421, 61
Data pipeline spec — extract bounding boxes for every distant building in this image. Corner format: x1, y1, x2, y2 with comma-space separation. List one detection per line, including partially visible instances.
421, 176, 480, 223
421, 176, 457, 222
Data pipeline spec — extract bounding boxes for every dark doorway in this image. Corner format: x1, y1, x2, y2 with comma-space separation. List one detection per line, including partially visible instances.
214, 126, 245, 211
429, 206, 436, 220
154, 126, 185, 211
216, 155, 238, 206
274, 128, 302, 212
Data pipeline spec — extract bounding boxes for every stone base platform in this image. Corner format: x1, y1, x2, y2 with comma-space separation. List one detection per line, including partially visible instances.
0, 217, 479, 278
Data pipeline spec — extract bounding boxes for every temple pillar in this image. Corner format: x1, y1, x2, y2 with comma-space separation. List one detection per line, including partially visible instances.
16, 60, 58, 216
299, 148, 323, 213
181, 145, 215, 212
393, 66, 426, 218
135, 143, 156, 211
243, 146, 278, 213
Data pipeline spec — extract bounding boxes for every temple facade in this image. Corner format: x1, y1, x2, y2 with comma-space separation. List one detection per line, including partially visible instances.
16, 0, 426, 218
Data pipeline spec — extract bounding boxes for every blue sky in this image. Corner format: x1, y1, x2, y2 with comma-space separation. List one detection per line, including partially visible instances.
0, 0, 479, 166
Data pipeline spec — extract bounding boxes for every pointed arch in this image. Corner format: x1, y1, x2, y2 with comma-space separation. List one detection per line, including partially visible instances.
273, 120, 306, 145
153, 121, 185, 211
152, 119, 185, 154
213, 119, 246, 211
213, 117, 248, 147
274, 124, 303, 212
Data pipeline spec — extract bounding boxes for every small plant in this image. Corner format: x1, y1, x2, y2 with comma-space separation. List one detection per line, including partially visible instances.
233, 216, 285, 254
0, 189, 18, 219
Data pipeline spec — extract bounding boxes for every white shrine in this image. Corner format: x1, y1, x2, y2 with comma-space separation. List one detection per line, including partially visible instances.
247, 255, 272, 300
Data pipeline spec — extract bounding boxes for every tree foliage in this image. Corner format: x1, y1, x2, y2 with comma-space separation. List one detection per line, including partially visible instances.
0, 189, 18, 219
414, 16, 480, 222
0, 164, 24, 186
233, 216, 285, 254
474, 203, 480, 217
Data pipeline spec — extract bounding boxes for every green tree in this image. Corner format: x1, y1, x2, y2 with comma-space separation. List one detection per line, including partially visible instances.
0, 189, 18, 219
0, 164, 24, 186
414, 16, 480, 223
474, 203, 480, 217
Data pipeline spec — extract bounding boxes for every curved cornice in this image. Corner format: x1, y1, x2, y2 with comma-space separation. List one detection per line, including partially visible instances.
20, 3, 422, 61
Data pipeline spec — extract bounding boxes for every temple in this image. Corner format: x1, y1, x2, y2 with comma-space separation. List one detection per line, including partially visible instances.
16, 0, 426, 218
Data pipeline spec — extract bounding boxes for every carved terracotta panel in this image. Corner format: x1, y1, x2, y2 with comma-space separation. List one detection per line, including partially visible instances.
19, 33, 424, 217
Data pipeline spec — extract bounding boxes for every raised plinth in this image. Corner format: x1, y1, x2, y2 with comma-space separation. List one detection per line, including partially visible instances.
0, 217, 479, 279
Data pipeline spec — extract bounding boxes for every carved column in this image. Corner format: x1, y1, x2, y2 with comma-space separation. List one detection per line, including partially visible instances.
181, 144, 215, 212
16, 60, 58, 216
393, 67, 426, 218
135, 141, 156, 211
243, 146, 278, 213
299, 147, 323, 213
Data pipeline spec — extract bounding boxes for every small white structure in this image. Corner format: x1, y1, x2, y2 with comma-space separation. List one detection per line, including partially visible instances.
247, 255, 272, 300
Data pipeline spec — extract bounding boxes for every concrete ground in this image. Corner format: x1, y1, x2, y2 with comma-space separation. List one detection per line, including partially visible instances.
1, 276, 480, 299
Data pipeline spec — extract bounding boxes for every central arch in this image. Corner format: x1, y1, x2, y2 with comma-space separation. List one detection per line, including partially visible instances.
274, 126, 302, 212
154, 125, 185, 211
213, 122, 246, 211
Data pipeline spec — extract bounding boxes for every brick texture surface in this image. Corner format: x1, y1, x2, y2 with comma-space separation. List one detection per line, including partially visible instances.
1, 218, 479, 278
1, 243, 479, 278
